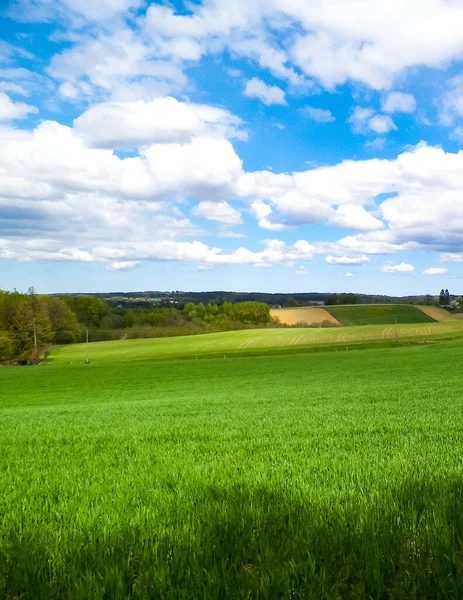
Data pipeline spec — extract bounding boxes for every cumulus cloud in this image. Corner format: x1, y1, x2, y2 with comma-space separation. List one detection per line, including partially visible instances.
192, 201, 242, 225
348, 107, 396, 135
5, 96, 463, 271
380, 263, 415, 273
330, 205, 383, 231
243, 77, 286, 105
250, 200, 286, 231
302, 106, 335, 123
440, 253, 463, 263
423, 267, 448, 276
382, 92, 416, 114
107, 260, 141, 271
74, 97, 245, 148
13, 0, 463, 107
0, 92, 38, 120
325, 255, 369, 265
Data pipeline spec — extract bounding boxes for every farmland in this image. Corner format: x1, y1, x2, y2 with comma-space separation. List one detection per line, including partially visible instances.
3, 337, 463, 598
50, 320, 463, 364
270, 306, 340, 326
325, 303, 436, 326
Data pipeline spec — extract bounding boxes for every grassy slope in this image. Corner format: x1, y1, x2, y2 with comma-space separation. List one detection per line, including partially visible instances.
3, 341, 463, 597
50, 321, 463, 364
325, 303, 436, 326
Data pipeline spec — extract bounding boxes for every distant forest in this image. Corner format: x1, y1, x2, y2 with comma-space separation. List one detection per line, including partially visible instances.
0, 288, 455, 364
74, 290, 448, 310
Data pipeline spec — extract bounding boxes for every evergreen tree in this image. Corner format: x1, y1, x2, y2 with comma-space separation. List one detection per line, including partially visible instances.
12, 288, 52, 361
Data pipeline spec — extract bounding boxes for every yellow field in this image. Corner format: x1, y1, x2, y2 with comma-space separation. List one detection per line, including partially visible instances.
416, 306, 456, 321
271, 307, 340, 326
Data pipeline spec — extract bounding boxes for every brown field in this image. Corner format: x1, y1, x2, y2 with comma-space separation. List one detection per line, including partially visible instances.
416, 306, 457, 321
271, 307, 341, 326
452, 313, 463, 320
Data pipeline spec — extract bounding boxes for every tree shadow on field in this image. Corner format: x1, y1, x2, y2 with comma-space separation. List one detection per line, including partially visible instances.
2, 477, 463, 599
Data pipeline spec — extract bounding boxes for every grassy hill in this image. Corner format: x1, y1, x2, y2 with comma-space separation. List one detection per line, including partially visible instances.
4, 339, 463, 597
49, 321, 463, 364
325, 303, 436, 326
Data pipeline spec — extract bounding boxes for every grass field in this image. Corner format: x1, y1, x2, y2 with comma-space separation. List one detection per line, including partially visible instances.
3, 339, 463, 598
50, 320, 463, 364
270, 307, 340, 326
325, 303, 436, 326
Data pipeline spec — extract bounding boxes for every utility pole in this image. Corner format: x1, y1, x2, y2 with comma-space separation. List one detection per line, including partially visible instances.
85, 329, 89, 364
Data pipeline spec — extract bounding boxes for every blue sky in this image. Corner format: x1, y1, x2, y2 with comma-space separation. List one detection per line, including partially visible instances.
2, 0, 463, 294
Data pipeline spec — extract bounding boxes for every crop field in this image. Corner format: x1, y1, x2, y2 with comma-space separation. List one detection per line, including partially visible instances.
270, 307, 340, 326
3, 338, 463, 598
51, 320, 463, 364
325, 303, 436, 326
415, 305, 457, 321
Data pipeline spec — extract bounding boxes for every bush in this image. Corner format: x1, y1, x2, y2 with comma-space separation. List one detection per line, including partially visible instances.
54, 330, 77, 344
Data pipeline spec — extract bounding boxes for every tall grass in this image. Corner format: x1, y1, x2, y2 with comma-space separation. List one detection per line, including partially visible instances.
2, 341, 463, 598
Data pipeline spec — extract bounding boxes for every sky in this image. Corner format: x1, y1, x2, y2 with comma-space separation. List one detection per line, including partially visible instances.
2, 1, 463, 294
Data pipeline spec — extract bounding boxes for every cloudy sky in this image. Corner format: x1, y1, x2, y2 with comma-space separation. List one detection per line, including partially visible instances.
2, 1, 463, 294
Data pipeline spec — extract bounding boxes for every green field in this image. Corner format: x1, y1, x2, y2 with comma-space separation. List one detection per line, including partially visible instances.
51, 320, 463, 364
325, 304, 435, 326
3, 337, 463, 598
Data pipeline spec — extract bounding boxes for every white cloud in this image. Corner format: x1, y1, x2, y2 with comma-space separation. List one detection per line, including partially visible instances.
302, 106, 335, 123
16, 0, 463, 109
382, 92, 416, 114
295, 268, 308, 276
440, 253, 463, 263
48, 28, 188, 101
8, 0, 143, 25
192, 201, 242, 225
250, 200, 286, 231
368, 114, 397, 134
0, 92, 38, 120
365, 138, 386, 150
348, 107, 396, 135
74, 97, 245, 148
423, 267, 448, 276
440, 76, 463, 125
107, 260, 141, 271
6, 99, 463, 270
330, 204, 383, 231
380, 263, 415, 273
325, 255, 369, 265
243, 77, 286, 105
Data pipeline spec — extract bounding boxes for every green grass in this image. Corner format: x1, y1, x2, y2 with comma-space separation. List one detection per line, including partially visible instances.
3, 340, 463, 598
50, 320, 463, 364
325, 303, 436, 326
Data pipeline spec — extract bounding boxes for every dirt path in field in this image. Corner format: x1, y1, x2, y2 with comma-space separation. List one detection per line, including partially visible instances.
416, 306, 457, 321
271, 307, 341, 326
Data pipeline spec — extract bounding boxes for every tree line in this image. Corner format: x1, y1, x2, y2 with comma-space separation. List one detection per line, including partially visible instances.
0, 290, 272, 363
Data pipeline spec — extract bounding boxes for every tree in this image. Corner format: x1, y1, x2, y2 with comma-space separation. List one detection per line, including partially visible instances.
424, 294, 435, 306
288, 297, 300, 307
12, 288, 52, 361
45, 297, 80, 343
439, 289, 446, 306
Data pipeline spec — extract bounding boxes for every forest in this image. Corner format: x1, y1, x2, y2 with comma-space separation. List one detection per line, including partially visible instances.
0, 289, 272, 363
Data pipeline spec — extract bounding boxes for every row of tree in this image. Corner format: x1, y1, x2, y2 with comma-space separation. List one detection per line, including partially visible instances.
0, 291, 273, 363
